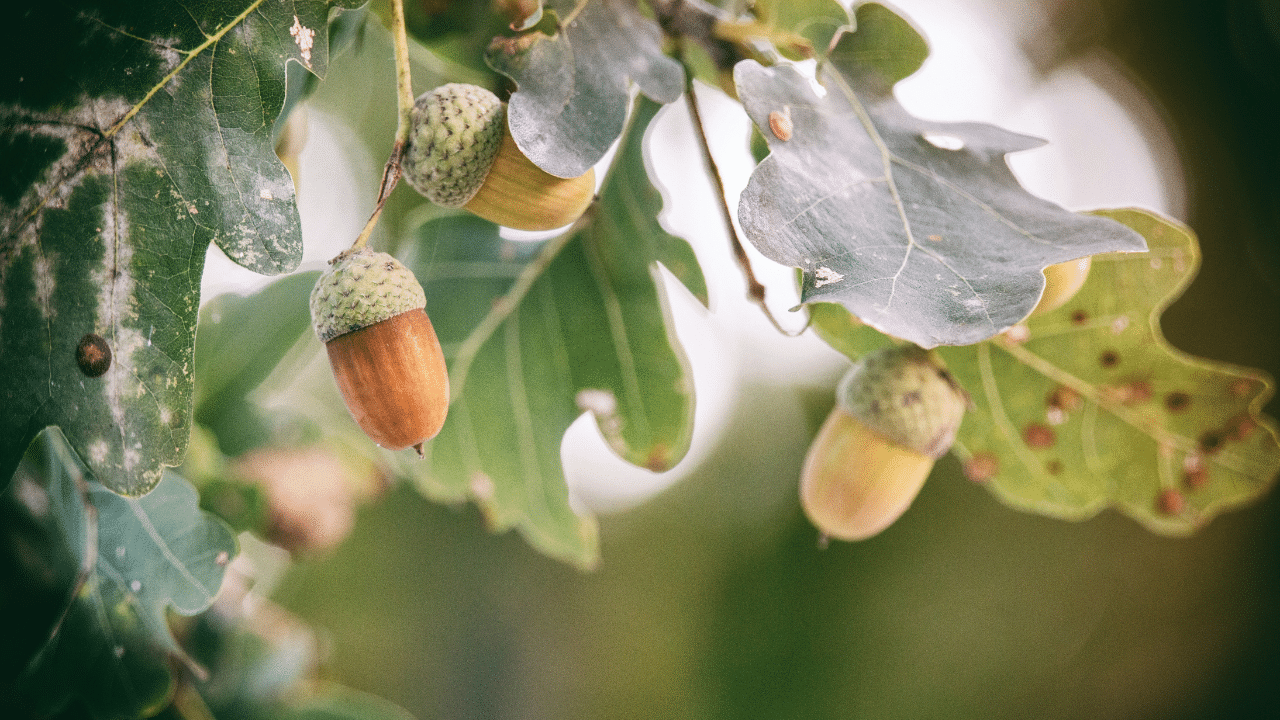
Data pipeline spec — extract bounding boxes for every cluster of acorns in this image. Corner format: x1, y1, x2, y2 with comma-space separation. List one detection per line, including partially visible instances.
310, 84, 596, 455
309, 81, 1095, 541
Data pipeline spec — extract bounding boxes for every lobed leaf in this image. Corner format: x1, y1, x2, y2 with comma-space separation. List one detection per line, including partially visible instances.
0, 0, 361, 496
485, 0, 685, 178
2, 428, 236, 717
935, 209, 1280, 534
400, 97, 704, 568
735, 3, 1147, 349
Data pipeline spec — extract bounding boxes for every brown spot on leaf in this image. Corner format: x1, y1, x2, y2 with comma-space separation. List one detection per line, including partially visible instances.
1183, 454, 1208, 490
1070, 309, 1089, 325
1047, 385, 1084, 412
1157, 488, 1185, 515
1045, 459, 1063, 475
1164, 391, 1191, 413
1199, 430, 1224, 455
1229, 378, 1256, 399
1226, 413, 1258, 442
1099, 350, 1120, 369
1023, 423, 1056, 449
1121, 381, 1153, 405
76, 334, 111, 377
963, 453, 999, 482
646, 444, 671, 472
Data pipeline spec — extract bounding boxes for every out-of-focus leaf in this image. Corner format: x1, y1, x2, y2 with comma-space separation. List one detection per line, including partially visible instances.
195, 273, 319, 456
1, 428, 236, 717
0, 0, 362, 496
400, 97, 703, 568
727, 0, 851, 59
934, 209, 1280, 534
486, 0, 685, 178
735, 3, 1147, 349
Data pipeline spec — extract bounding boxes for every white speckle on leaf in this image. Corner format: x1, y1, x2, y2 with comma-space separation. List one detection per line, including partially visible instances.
1111, 315, 1130, 334
129, 580, 142, 593
1003, 324, 1030, 344
16, 477, 50, 517
89, 439, 109, 464
470, 472, 496, 502
290, 16, 316, 68
576, 388, 618, 416
814, 266, 844, 287
115, 546, 126, 559
259, 188, 274, 200
33, 252, 57, 320
1046, 407, 1067, 426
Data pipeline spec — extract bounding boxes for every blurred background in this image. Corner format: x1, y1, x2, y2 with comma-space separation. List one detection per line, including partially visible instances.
201, 0, 1280, 717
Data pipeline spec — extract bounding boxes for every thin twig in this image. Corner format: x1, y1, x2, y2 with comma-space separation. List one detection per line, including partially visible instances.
349, 0, 417, 253
680, 61, 806, 337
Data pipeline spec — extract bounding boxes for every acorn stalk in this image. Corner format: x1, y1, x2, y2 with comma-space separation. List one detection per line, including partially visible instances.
311, 248, 449, 454
801, 345, 968, 541
400, 83, 595, 231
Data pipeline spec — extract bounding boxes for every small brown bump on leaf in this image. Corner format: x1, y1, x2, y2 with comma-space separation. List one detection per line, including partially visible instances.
1164, 391, 1191, 413
1045, 459, 1064, 475
964, 452, 999, 482
927, 234, 943, 242
1023, 422, 1056, 449
1099, 350, 1120, 369
1229, 378, 1256, 399
1070, 309, 1089, 325
1157, 488, 1186, 515
76, 334, 112, 377
1183, 454, 1208, 490
1226, 413, 1258, 442
1199, 430, 1224, 455
1120, 381, 1153, 406
646, 443, 671, 472
1047, 385, 1084, 412
768, 109, 793, 141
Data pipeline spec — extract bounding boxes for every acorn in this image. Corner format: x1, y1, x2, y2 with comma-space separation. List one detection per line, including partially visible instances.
801, 345, 968, 541
310, 248, 449, 455
400, 83, 595, 231
1031, 256, 1092, 316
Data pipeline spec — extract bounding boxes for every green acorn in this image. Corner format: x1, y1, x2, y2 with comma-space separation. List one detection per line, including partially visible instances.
801, 345, 968, 541
310, 248, 449, 454
401, 83, 595, 231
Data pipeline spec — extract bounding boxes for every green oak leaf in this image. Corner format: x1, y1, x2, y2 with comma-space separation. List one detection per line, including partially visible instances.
1, 0, 361, 496
485, 0, 685, 178
734, 2, 1147, 349
399, 97, 704, 568
732, 0, 852, 60
1, 427, 236, 718
930, 208, 1280, 534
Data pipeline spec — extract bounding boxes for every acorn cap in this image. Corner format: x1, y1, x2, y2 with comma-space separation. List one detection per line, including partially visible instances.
837, 345, 967, 459
310, 248, 426, 344
401, 83, 505, 208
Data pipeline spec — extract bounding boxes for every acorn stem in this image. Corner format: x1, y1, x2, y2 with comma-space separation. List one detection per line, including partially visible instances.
347, 0, 415, 254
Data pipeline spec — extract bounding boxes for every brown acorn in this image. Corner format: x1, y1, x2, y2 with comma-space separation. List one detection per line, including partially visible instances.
801, 345, 968, 541
310, 248, 449, 454
400, 83, 595, 231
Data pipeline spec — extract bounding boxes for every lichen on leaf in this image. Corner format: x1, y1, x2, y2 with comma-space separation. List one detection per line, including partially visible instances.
735, 2, 1147, 349
0, 0, 361, 496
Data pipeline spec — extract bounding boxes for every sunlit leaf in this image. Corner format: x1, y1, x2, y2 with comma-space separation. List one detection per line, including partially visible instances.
734, 0, 851, 59
398, 97, 703, 568
1, 428, 236, 717
931, 209, 1280, 534
0, 0, 361, 496
734, 2, 1147, 349
486, 0, 685, 178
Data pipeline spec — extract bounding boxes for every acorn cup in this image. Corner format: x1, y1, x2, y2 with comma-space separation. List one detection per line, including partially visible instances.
310, 248, 449, 455
801, 345, 968, 541
400, 83, 595, 231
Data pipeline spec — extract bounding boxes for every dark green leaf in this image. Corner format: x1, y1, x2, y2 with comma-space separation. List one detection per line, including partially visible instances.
402, 97, 703, 568
2, 428, 236, 717
735, 2, 1147, 348
936, 209, 1280, 534
1, 1, 360, 495
486, 0, 685, 178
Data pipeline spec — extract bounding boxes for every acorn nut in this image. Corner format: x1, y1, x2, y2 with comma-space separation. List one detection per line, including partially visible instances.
1031, 256, 1092, 316
311, 248, 449, 455
801, 345, 968, 541
401, 83, 595, 231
